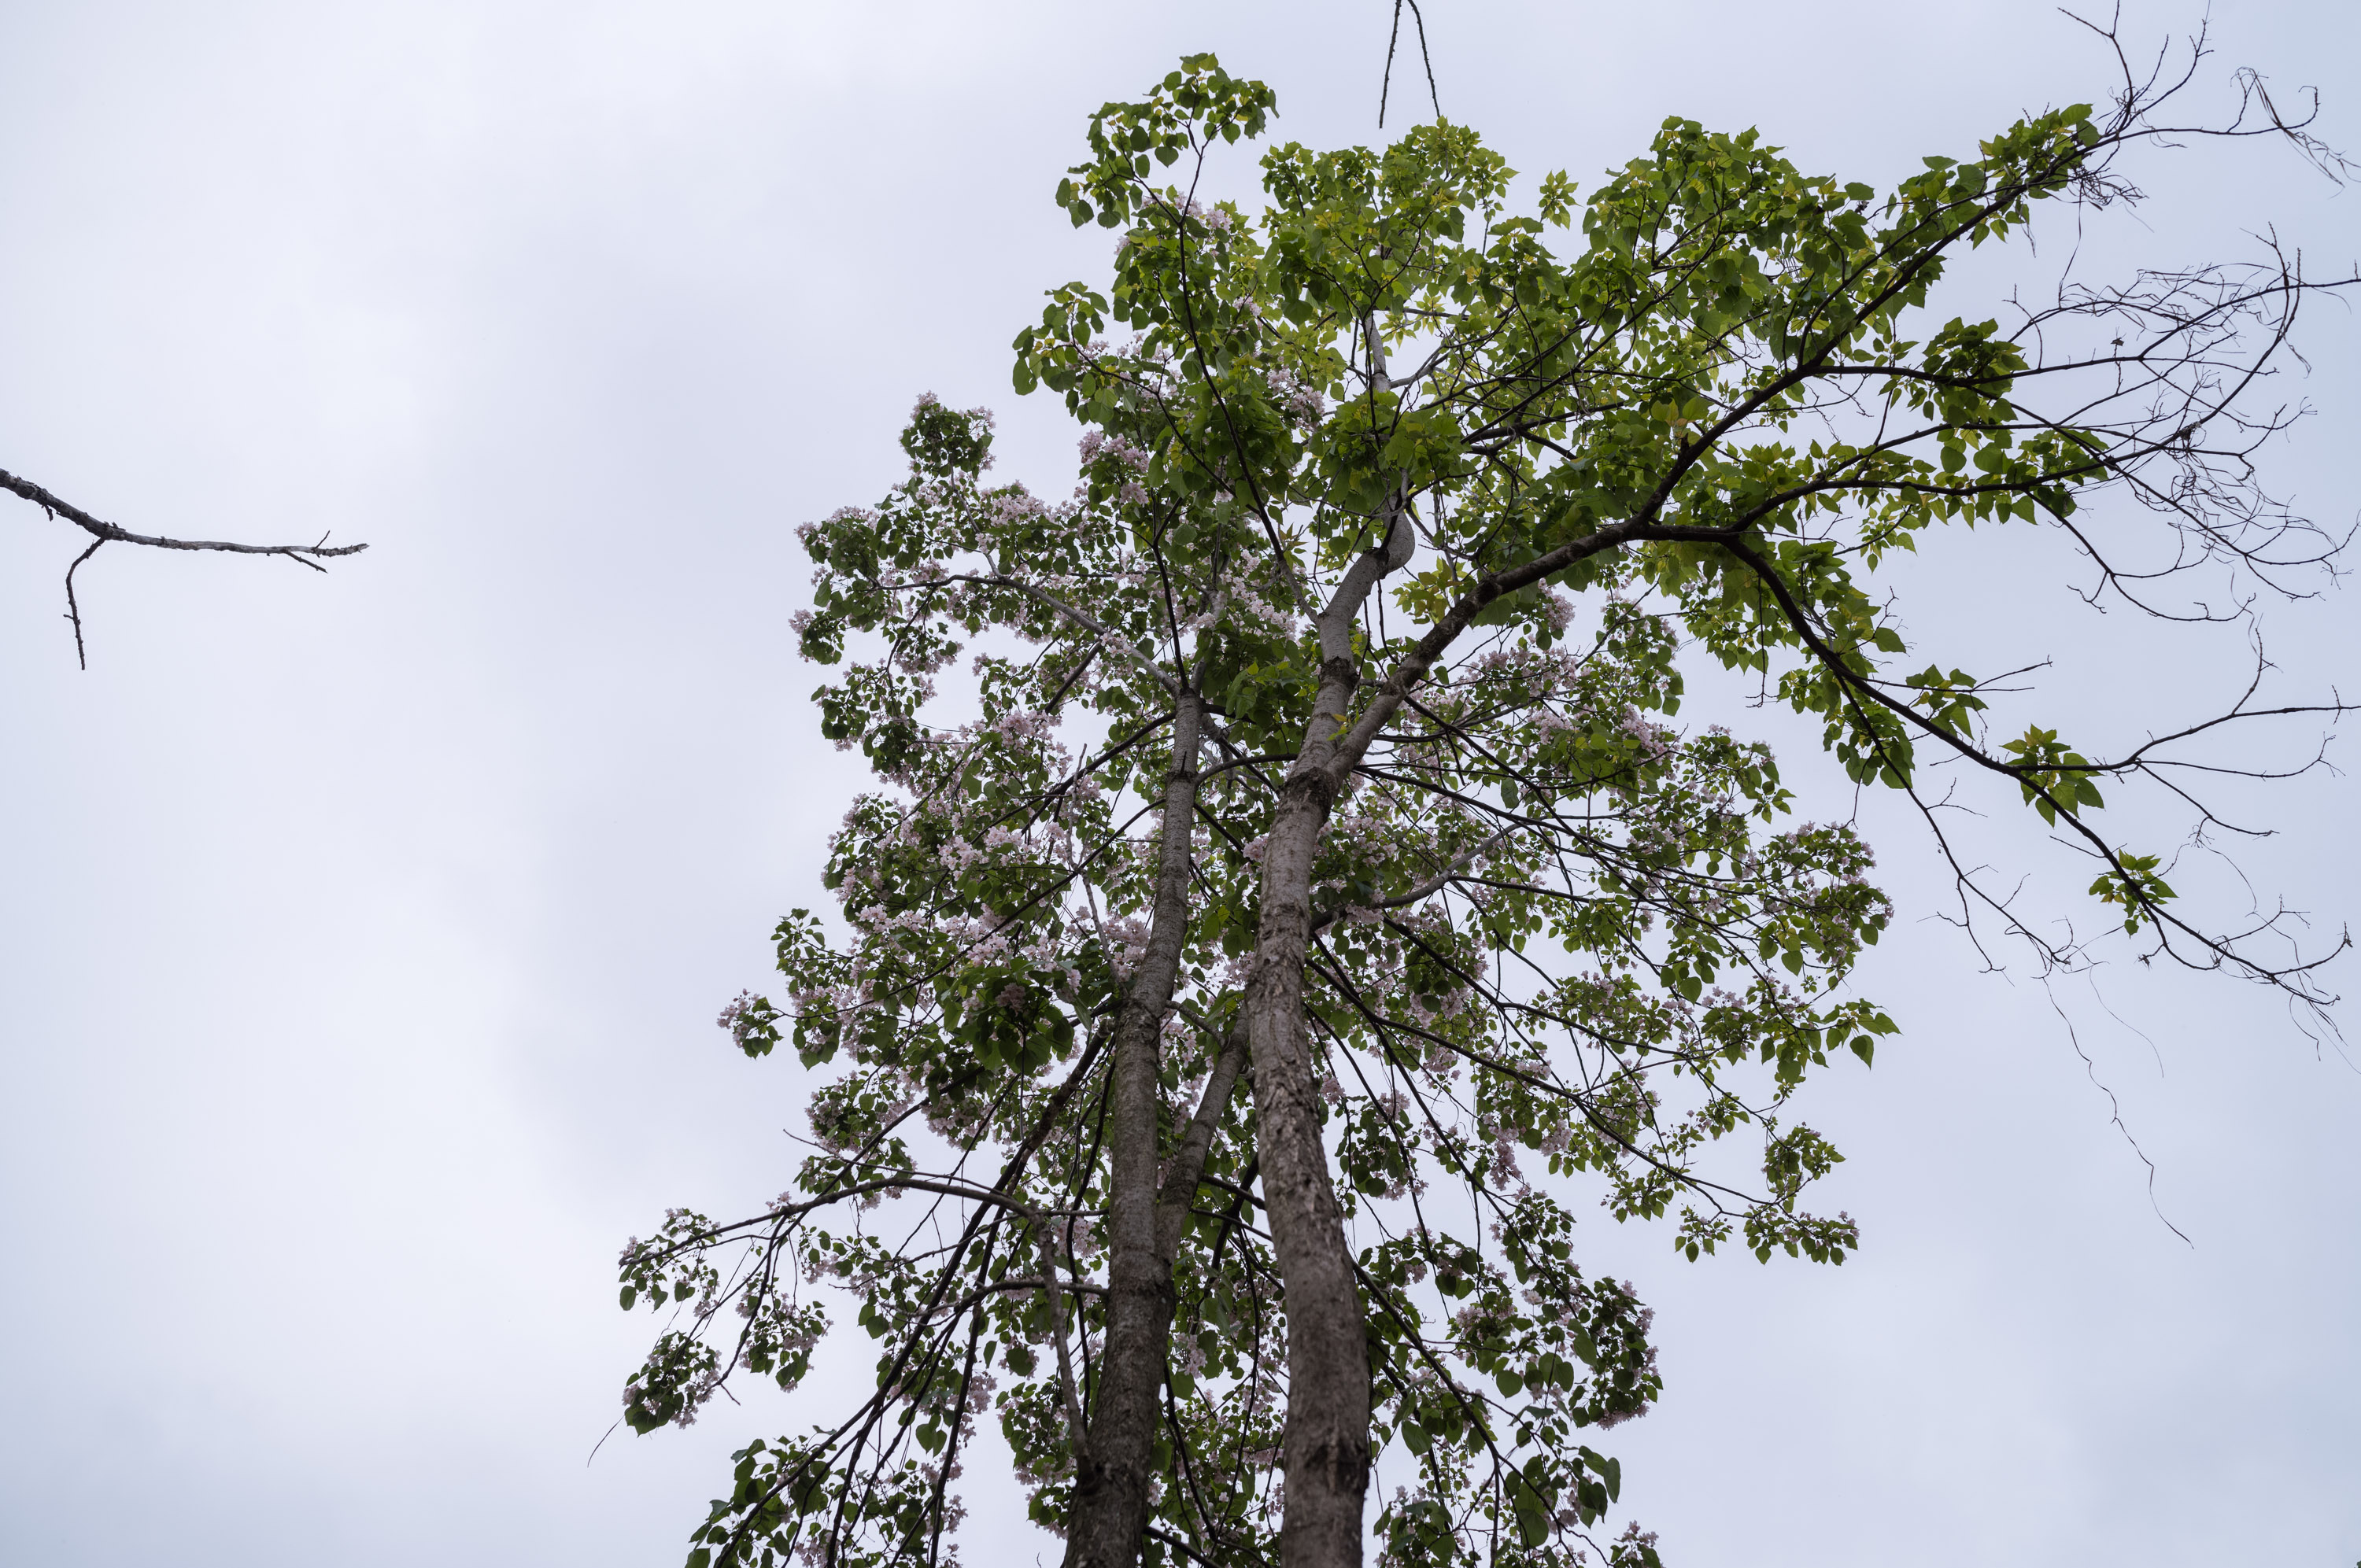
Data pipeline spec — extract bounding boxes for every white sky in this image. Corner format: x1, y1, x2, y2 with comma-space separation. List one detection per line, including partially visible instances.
0, 2, 2354, 1564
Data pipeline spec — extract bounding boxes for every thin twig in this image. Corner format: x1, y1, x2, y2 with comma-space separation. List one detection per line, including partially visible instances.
3, 466, 368, 667
1377, 0, 1443, 128
62, 537, 103, 670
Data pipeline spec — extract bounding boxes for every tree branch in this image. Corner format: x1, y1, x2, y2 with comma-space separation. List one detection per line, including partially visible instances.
3, 466, 368, 668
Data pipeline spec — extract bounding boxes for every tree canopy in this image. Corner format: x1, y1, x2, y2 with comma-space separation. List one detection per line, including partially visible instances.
617, 32, 2349, 1568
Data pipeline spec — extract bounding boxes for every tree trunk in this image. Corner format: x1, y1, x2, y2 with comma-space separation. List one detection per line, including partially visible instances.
1064, 695, 1203, 1568
1244, 490, 1412, 1568
1244, 772, 1371, 1568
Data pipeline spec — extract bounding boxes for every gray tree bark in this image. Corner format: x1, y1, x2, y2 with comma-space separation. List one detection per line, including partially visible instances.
1063, 695, 1204, 1568
1245, 485, 1413, 1568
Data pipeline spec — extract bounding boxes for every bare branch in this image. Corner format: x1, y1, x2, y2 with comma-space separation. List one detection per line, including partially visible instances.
3, 466, 368, 667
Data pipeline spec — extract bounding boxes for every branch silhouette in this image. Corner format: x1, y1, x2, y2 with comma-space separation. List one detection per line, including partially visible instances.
2, 466, 368, 668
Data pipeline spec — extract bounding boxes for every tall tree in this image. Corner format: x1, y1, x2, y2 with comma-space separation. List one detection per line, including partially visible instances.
616, 28, 2350, 1568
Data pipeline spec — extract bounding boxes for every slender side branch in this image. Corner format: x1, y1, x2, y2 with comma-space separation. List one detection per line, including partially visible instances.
3, 466, 368, 668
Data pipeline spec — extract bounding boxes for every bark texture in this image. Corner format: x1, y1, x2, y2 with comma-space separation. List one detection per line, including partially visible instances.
1244, 776, 1370, 1568
1245, 495, 1412, 1568
1064, 696, 1203, 1568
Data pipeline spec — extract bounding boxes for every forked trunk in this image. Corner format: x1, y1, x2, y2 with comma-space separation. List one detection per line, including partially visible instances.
1243, 493, 1412, 1568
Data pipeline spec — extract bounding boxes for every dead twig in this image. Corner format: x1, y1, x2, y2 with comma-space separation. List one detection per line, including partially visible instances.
2, 465, 367, 668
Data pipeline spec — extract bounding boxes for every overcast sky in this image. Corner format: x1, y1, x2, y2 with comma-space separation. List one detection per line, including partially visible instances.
1, 2, 2355, 1565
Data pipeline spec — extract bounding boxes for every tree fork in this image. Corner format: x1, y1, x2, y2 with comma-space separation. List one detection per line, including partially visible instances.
1245, 500, 1410, 1568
